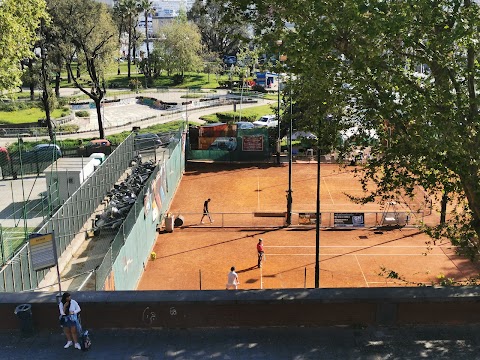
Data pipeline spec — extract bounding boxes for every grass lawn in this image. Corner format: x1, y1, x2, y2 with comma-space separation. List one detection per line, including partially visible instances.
264, 93, 279, 100
0, 108, 69, 124
59, 63, 231, 90
200, 104, 276, 123
0, 227, 34, 263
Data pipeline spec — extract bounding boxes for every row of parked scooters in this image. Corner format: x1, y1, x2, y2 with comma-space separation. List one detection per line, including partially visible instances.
94, 155, 155, 232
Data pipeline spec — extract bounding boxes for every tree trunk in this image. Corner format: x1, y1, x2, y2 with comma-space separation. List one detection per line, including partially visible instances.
95, 98, 105, 139
41, 49, 54, 142
28, 58, 35, 101
440, 191, 448, 225
133, 26, 137, 66
65, 61, 105, 139
67, 67, 71, 83
55, 72, 61, 98
127, 17, 132, 79
145, 10, 151, 81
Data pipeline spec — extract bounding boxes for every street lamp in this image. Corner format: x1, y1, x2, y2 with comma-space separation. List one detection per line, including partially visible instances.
286, 74, 293, 225
314, 118, 321, 287
276, 39, 283, 162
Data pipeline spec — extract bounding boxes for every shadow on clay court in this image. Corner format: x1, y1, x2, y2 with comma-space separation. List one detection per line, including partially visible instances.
252, 171, 352, 192
237, 265, 258, 273
185, 163, 278, 179
269, 230, 424, 276
157, 228, 283, 260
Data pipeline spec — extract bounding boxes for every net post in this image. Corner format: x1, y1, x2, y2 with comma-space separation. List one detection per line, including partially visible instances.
304, 267, 307, 289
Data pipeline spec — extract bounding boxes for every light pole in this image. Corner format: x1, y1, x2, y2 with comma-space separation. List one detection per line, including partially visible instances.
315, 115, 321, 288
276, 40, 283, 161
286, 74, 293, 225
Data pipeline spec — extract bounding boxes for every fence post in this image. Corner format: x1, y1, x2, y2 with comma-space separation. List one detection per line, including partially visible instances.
0, 225, 3, 264
304, 267, 306, 289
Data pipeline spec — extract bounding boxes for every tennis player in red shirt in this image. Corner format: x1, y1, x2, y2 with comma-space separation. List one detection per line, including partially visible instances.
257, 238, 265, 268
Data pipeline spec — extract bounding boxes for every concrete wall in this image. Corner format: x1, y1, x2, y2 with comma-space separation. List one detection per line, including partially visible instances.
1, 287, 480, 331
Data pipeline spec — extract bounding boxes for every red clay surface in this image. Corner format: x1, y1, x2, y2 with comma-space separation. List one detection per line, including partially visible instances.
137, 163, 480, 290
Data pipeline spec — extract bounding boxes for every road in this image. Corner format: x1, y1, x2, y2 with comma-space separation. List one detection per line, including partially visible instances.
0, 89, 274, 147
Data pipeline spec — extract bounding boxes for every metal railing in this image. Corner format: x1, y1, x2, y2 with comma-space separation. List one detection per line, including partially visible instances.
0, 134, 135, 292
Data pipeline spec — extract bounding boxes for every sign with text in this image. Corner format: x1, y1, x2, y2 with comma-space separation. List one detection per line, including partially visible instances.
333, 213, 365, 228
29, 233, 56, 271
242, 135, 264, 151
298, 213, 319, 225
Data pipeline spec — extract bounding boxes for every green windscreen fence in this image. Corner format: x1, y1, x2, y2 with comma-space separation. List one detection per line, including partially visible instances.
188, 127, 270, 162
96, 127, 185, 290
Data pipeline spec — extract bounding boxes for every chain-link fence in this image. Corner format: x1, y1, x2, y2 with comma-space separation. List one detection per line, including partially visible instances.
0, 134, 135, 292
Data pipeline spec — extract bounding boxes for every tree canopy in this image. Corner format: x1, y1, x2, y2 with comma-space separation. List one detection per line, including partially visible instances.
0, 0, 48, 91
49, 0, 118, 138
230, 0, 480, 259
153, 12, 203, 79
188, 0, 249, 56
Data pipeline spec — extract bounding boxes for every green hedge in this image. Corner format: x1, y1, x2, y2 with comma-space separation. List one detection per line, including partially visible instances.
75, 110, 90, 117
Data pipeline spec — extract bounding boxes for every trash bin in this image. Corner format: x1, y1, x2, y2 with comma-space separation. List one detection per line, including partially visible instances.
14, 304, 33, 336
174, 215, 184, 227
165, 214, 174, 232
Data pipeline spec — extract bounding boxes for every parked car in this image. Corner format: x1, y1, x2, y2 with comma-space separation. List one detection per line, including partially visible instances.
223, 55, 237, 65
22, 144, 62, 163
208, 137, 237, 151
157, 133, 176, 145
83, 139, 111, 156
252, 115, 278, 128
235, 121, 254, 130
134, 133, 162, 151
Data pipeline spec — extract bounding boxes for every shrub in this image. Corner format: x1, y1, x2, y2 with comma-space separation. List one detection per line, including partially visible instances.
251, 84, 267, 93
58, 124, 79, 134
0, 101, 32, 112
129, 79, 142, 91
75, 110, 90, 117
59, 108, 71, 117
172, 74, 184, 85
57, 97, 73, 107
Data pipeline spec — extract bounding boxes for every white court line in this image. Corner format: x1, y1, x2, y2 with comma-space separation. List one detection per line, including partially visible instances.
355, 254, 369, 287
266, 245, 456, 248
265, 253, 448, 256
260, 266, 263, 289
257, 176, 260, 209
323, 178, 335, 204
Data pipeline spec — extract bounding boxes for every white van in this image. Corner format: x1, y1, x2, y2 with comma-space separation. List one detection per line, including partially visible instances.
253, 115, 278, 128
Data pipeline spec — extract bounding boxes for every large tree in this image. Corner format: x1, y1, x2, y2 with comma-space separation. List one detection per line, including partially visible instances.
188, 0, 249, 56
0, 0, 47, 91
50, 0, 117, 139
230, 0, 480, 260
154, 11, 203, 80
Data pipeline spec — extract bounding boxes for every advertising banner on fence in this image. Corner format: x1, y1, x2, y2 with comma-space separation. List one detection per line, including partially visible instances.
242, 135, 264, 151
298, 213, 319, 225
334, 213, 365, 228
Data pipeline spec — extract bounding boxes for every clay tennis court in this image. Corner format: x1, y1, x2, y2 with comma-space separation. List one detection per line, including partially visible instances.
137, 163, 480, 290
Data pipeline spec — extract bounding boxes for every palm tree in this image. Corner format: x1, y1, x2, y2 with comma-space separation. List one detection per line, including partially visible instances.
116, 0, 139, 79
138, 0, 155, 82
